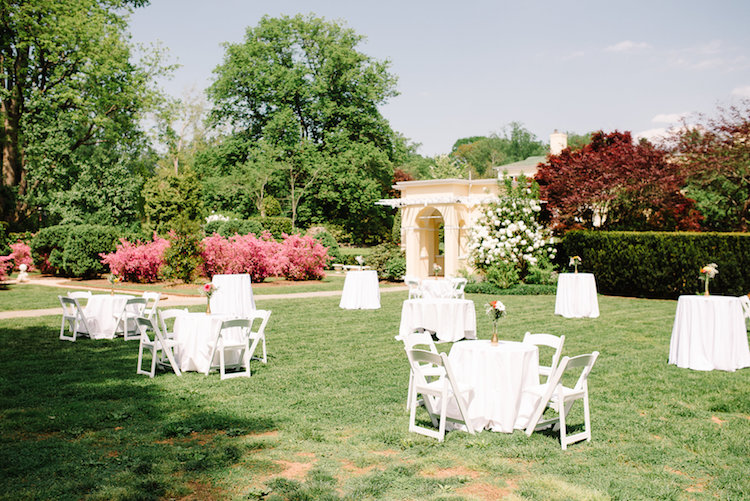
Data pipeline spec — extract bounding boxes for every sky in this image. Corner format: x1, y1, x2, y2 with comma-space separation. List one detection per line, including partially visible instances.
128, 0, 750, 157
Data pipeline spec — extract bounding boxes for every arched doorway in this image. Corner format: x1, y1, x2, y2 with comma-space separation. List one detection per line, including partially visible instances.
416, 206, 445, 277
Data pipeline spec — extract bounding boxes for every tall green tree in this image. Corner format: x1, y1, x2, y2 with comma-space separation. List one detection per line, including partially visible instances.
670, 101, 750, 231
207, 14, 399, 240
0, 0, 159, 228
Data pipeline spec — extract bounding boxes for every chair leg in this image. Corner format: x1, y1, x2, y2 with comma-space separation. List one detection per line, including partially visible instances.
149, 345, 157, 378
137, 343, 145, 375
406, 371, 414, 410
437, 390, 448, 442
559, 398, 568, 450
219, 348, 226, 380
583, 391, 591, 442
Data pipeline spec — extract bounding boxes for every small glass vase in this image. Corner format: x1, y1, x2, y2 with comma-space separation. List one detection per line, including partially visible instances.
110, 287, 114, 296
206, 298, 211, 314
704, 278, 710, 296
490, 323, 498, 345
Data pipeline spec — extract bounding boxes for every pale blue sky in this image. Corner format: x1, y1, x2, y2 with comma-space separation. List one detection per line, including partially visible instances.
129, 0, 750, 156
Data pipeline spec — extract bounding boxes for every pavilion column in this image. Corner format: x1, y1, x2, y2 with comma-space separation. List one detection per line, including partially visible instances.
443, 225, 460, 278
403, 223, 421, 278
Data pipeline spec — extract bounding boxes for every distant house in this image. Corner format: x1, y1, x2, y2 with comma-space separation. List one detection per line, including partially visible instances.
493, 130, 567, 180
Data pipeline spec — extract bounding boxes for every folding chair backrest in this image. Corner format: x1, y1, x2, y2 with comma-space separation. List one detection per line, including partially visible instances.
403, 276, 422, 299
407, 348, 444, 385
142, 292, 161, 317
136, 316, 158, 343
67, 291, 92, 305
740, 294, 750, 319
248, 309, 271, 332
450, 277, 467, 298
401, 331, 438, 353
158, 308, 188, 336
563, 352, 599, 391
59, 296, 80, 316
523, 332, 565, 377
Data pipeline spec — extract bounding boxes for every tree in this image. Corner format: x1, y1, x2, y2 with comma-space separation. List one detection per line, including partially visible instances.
669, 101, 750, 231
535, 131, 702, 232
207, 14, 400, 243
451, 122, 547, 177
0, 0, 158, 228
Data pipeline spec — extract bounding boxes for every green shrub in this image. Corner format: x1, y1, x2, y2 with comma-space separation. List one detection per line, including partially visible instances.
365, 243, 402, 278
524, 258, 558, 285
30, 225, 75, 275
261, 196, 282, 217
0, 222, 8, 255
486, 261, 520, 289
60, 225, 119, 278
383, 255, 406, 281
311, 229, 342, 264
247, 216, 293, 239
558, 230, 750, 298
162, 217, 202, 283
204, 219, 224, 235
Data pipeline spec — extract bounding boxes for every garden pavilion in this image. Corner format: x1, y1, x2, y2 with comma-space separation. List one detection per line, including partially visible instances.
377, 178, 500, 280
377, 132, 567, 280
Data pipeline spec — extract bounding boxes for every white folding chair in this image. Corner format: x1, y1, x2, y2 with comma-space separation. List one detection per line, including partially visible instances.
739, 294, 750, 320
66, 291, 92, 308
58, 296, 94, 342
396, 329, 442, 410
449, 277, 467, 299
523, 332, 565, 382
403, 276, 423, 300
157, 308, 188, 340
205, 318, 253, 380
114, 298, 147, 341
135, 316, 182, 378
141, 292, 161, 320
247, 309, 271, 364
524, 351, 599, 450
406, 348, 475, 442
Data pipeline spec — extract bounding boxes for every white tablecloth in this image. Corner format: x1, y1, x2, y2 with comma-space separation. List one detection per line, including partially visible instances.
339, 270, 380, 309
82, 294, 134, 339
399, 299, 476, 341
210, 273, 256, 316
668, 295, 750, 372
173, 312, 244, 372
555, 273, 600, 318
448, 340, 540, 432
421, 279, 454, 299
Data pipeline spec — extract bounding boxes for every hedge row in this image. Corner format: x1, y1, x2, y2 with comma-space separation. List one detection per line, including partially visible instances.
558, 230, 750, 299
465, 282, 556, 295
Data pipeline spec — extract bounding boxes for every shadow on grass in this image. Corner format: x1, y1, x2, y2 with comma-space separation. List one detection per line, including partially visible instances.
0, 322, 277, 500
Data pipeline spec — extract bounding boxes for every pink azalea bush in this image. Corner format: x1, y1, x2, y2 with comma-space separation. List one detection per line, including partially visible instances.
9, 241, 34, 271
278, 233, 331, 281
200, 231, 281, 282
0, 255, 12, 282
100, 235, 170, 282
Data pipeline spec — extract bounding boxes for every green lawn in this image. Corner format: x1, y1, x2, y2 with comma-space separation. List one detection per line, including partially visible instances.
0, 284, 79, 311
0, 292, 748, 500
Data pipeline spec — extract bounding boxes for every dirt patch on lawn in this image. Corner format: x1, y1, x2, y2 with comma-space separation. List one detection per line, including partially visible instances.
456, 479, 518, 500
179, 480, 224, 501
271, 459, 316, 480
340, 459, 379, 476
421, 466, 480, 479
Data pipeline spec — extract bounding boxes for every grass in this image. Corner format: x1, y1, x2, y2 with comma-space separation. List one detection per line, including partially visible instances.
0, 291, 748, 500
0, 284, 79, 311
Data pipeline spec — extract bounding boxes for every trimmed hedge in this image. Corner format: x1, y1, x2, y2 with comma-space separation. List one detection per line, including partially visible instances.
31, 224, 119, 278
465, 282, 556, 295
558, 230, 750, 299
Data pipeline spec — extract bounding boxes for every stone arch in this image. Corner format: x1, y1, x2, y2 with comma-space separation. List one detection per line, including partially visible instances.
415, 206, 445, 277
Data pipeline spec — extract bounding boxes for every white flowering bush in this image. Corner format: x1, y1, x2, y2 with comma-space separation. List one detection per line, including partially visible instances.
468, 185, 556, 275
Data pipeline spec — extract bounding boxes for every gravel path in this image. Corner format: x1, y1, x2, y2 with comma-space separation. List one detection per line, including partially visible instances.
0, 276, 406, 319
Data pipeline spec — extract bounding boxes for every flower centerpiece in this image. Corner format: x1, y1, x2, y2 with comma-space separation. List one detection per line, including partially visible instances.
699, 263, 718, 296
484, 299, 506, 345
432, 262, 442, 277
107, 273, 122, 295
200, 283, 218, 313
569, 255, 582, 274
355, 255, 365, 268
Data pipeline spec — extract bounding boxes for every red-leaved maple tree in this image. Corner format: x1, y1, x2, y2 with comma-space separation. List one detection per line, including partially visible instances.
535, 131, 702, 233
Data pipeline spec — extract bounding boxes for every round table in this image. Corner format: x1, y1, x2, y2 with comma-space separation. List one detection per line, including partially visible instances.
400, 298, 476, 341
448, 340, 540, 433
82, 294, 134, 339
339, 270, 381, 310
555, 273, 600, 318
668, 295, 750, 371
173, 312, 243, 372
